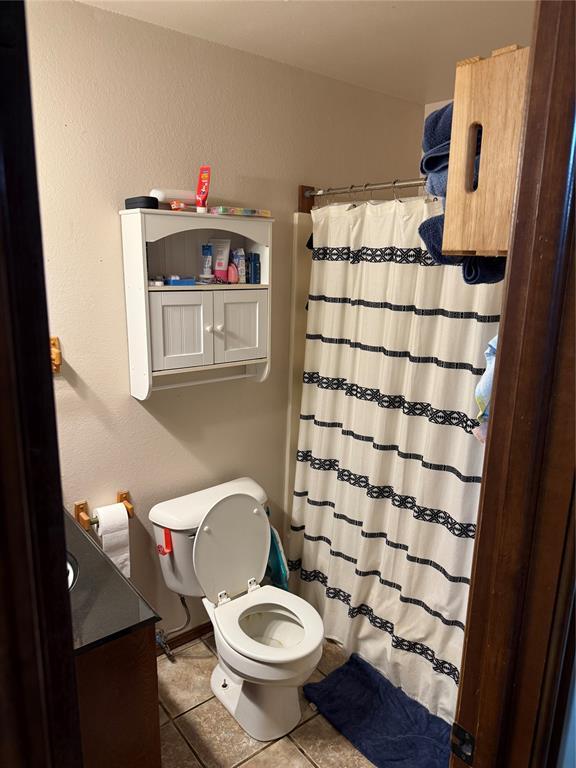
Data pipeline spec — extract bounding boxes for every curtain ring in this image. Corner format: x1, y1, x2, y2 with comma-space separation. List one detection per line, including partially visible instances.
363, 183, 370, 203
392, 179, 403, 203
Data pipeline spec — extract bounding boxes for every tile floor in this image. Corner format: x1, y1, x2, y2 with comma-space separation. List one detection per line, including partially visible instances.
158, 634, 374, 768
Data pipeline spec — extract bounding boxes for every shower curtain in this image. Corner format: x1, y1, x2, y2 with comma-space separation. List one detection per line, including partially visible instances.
288, 198, 502, 723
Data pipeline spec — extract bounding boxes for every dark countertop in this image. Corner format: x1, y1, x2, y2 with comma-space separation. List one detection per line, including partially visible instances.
64, 512, 159, 655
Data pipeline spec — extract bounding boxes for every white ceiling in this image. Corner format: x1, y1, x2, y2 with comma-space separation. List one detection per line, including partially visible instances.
80, 0, 535, 104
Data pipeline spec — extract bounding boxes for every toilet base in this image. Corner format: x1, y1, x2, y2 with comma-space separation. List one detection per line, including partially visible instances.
210, 662, 302, 741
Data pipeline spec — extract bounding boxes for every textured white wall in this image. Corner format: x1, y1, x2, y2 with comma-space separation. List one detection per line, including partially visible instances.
26, 0, 423, 629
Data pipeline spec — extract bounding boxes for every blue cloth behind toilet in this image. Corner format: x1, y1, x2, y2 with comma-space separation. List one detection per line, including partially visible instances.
303, 654, 450, 768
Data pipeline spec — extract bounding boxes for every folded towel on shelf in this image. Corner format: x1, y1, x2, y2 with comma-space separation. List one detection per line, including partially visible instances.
420, 102, 481, 177
418, 215, 463, 265
462, 256, 506, 285
425, 168, 449, 198
421, 142, 451, 175
419, 215, 506, 284
304, 653, 451, 768
425, 156, 480, 199
420, 102, 453, 175
422, 102, 453, 153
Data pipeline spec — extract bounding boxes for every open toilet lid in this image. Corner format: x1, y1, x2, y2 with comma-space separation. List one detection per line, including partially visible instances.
193, 493, 271, 604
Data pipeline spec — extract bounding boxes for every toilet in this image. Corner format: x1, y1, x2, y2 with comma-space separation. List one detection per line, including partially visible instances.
149, 478, 324, 741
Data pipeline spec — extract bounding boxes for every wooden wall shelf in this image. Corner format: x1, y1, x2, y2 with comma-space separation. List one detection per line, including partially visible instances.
443, 44, 531, 257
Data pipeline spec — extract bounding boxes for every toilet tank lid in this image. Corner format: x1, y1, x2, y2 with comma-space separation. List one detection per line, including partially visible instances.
149, 477, 268, 531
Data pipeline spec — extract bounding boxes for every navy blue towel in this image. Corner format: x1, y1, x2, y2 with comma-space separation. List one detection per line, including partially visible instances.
425, 156, 480, 199
462, 256, 506, 285
425, 168, 449, 198
422, 103, 453, 153
420, 103, 453, 175
418, 216, 506, 284
418, 215, 463, 266
304, 654, 450, 768
420, 102, 481, 176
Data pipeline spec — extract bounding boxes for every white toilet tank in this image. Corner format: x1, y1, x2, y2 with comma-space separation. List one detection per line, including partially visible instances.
149, 477, 268, 597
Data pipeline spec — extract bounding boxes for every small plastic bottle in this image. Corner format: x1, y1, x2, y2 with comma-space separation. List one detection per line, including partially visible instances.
251, 253, 261, 284
227, 261, 239, 284
234, 248, 246, 284
201, 244, 212, 277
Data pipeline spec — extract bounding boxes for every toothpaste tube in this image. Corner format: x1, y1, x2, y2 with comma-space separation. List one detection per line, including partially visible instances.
210, 238, 231, 282
196, 165, 211, 212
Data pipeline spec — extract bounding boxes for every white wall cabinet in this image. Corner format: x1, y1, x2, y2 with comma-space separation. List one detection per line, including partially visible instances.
120, 209, 272, 399
149, 288, 267, 371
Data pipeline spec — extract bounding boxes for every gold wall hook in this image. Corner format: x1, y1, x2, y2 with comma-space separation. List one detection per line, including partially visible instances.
50, 336, 62, 374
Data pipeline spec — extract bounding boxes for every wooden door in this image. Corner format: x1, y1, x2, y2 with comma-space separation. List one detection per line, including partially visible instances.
150, 290, 214, 371
213, 289, 268, 363
0, 3, 83, 766
451, 2, 575, 766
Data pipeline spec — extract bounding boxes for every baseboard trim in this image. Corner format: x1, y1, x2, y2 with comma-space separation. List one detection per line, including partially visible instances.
155, 621, 212, 656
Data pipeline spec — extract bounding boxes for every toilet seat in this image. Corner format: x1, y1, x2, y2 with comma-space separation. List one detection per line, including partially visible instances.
193, 492, 323, 666
214, 584, 324, 664
193, 493, 270, 604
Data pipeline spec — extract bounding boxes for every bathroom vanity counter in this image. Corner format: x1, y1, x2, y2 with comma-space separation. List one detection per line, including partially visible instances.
64, 513, 161, 768
64, 512, 158, 652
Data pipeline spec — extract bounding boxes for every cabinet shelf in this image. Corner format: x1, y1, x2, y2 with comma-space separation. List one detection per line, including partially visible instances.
147, 284, 268, 292
120, 209, 272, 399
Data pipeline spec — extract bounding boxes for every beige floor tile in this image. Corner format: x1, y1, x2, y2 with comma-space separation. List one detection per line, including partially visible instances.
176, 697, 270, 768
291, 715, 375, 767
161, 723, 202, 768
158, 640, 217, 717
172, 634, 214, 655
159, 703, 170, 726
317, 639, 349, 676
297, 669, 323, 725
202, 633, 217, 655
241, 738, 314, 767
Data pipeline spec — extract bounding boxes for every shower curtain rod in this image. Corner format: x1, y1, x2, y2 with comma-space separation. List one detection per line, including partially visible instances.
304, 177, 426, 199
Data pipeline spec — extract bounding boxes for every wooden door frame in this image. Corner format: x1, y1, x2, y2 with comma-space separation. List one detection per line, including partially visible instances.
452, 1, 575, 765
0, 2, 83, 766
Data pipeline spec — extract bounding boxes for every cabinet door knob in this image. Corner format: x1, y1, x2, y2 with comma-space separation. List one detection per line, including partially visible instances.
215, 323, 224, 332
205, 324, 213, 333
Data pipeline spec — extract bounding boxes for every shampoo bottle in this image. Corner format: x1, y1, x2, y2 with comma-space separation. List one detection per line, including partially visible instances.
248, 253, 261, 284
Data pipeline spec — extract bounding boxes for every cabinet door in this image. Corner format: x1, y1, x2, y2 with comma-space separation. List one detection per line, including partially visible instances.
213, 290, 268, 363
149, 291, 213, 371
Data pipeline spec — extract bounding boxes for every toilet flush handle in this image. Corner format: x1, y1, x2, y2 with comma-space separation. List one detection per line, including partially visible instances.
157, 528, 173, 556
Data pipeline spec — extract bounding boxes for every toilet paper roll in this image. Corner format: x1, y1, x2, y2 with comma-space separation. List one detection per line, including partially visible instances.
95, 502, 130, 578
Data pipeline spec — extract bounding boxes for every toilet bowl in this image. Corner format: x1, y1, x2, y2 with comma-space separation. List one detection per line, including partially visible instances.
150, 478, 324, 741
205, 585, 323, 740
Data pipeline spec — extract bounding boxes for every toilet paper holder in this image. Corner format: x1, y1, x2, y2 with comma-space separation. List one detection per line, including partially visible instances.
73, 491, 135, 530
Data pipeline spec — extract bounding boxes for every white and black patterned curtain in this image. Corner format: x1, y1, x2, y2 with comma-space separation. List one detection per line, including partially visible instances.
288, 198, 502, 722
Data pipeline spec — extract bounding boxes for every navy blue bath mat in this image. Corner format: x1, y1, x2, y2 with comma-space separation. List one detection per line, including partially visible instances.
304, 653, 450, 768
